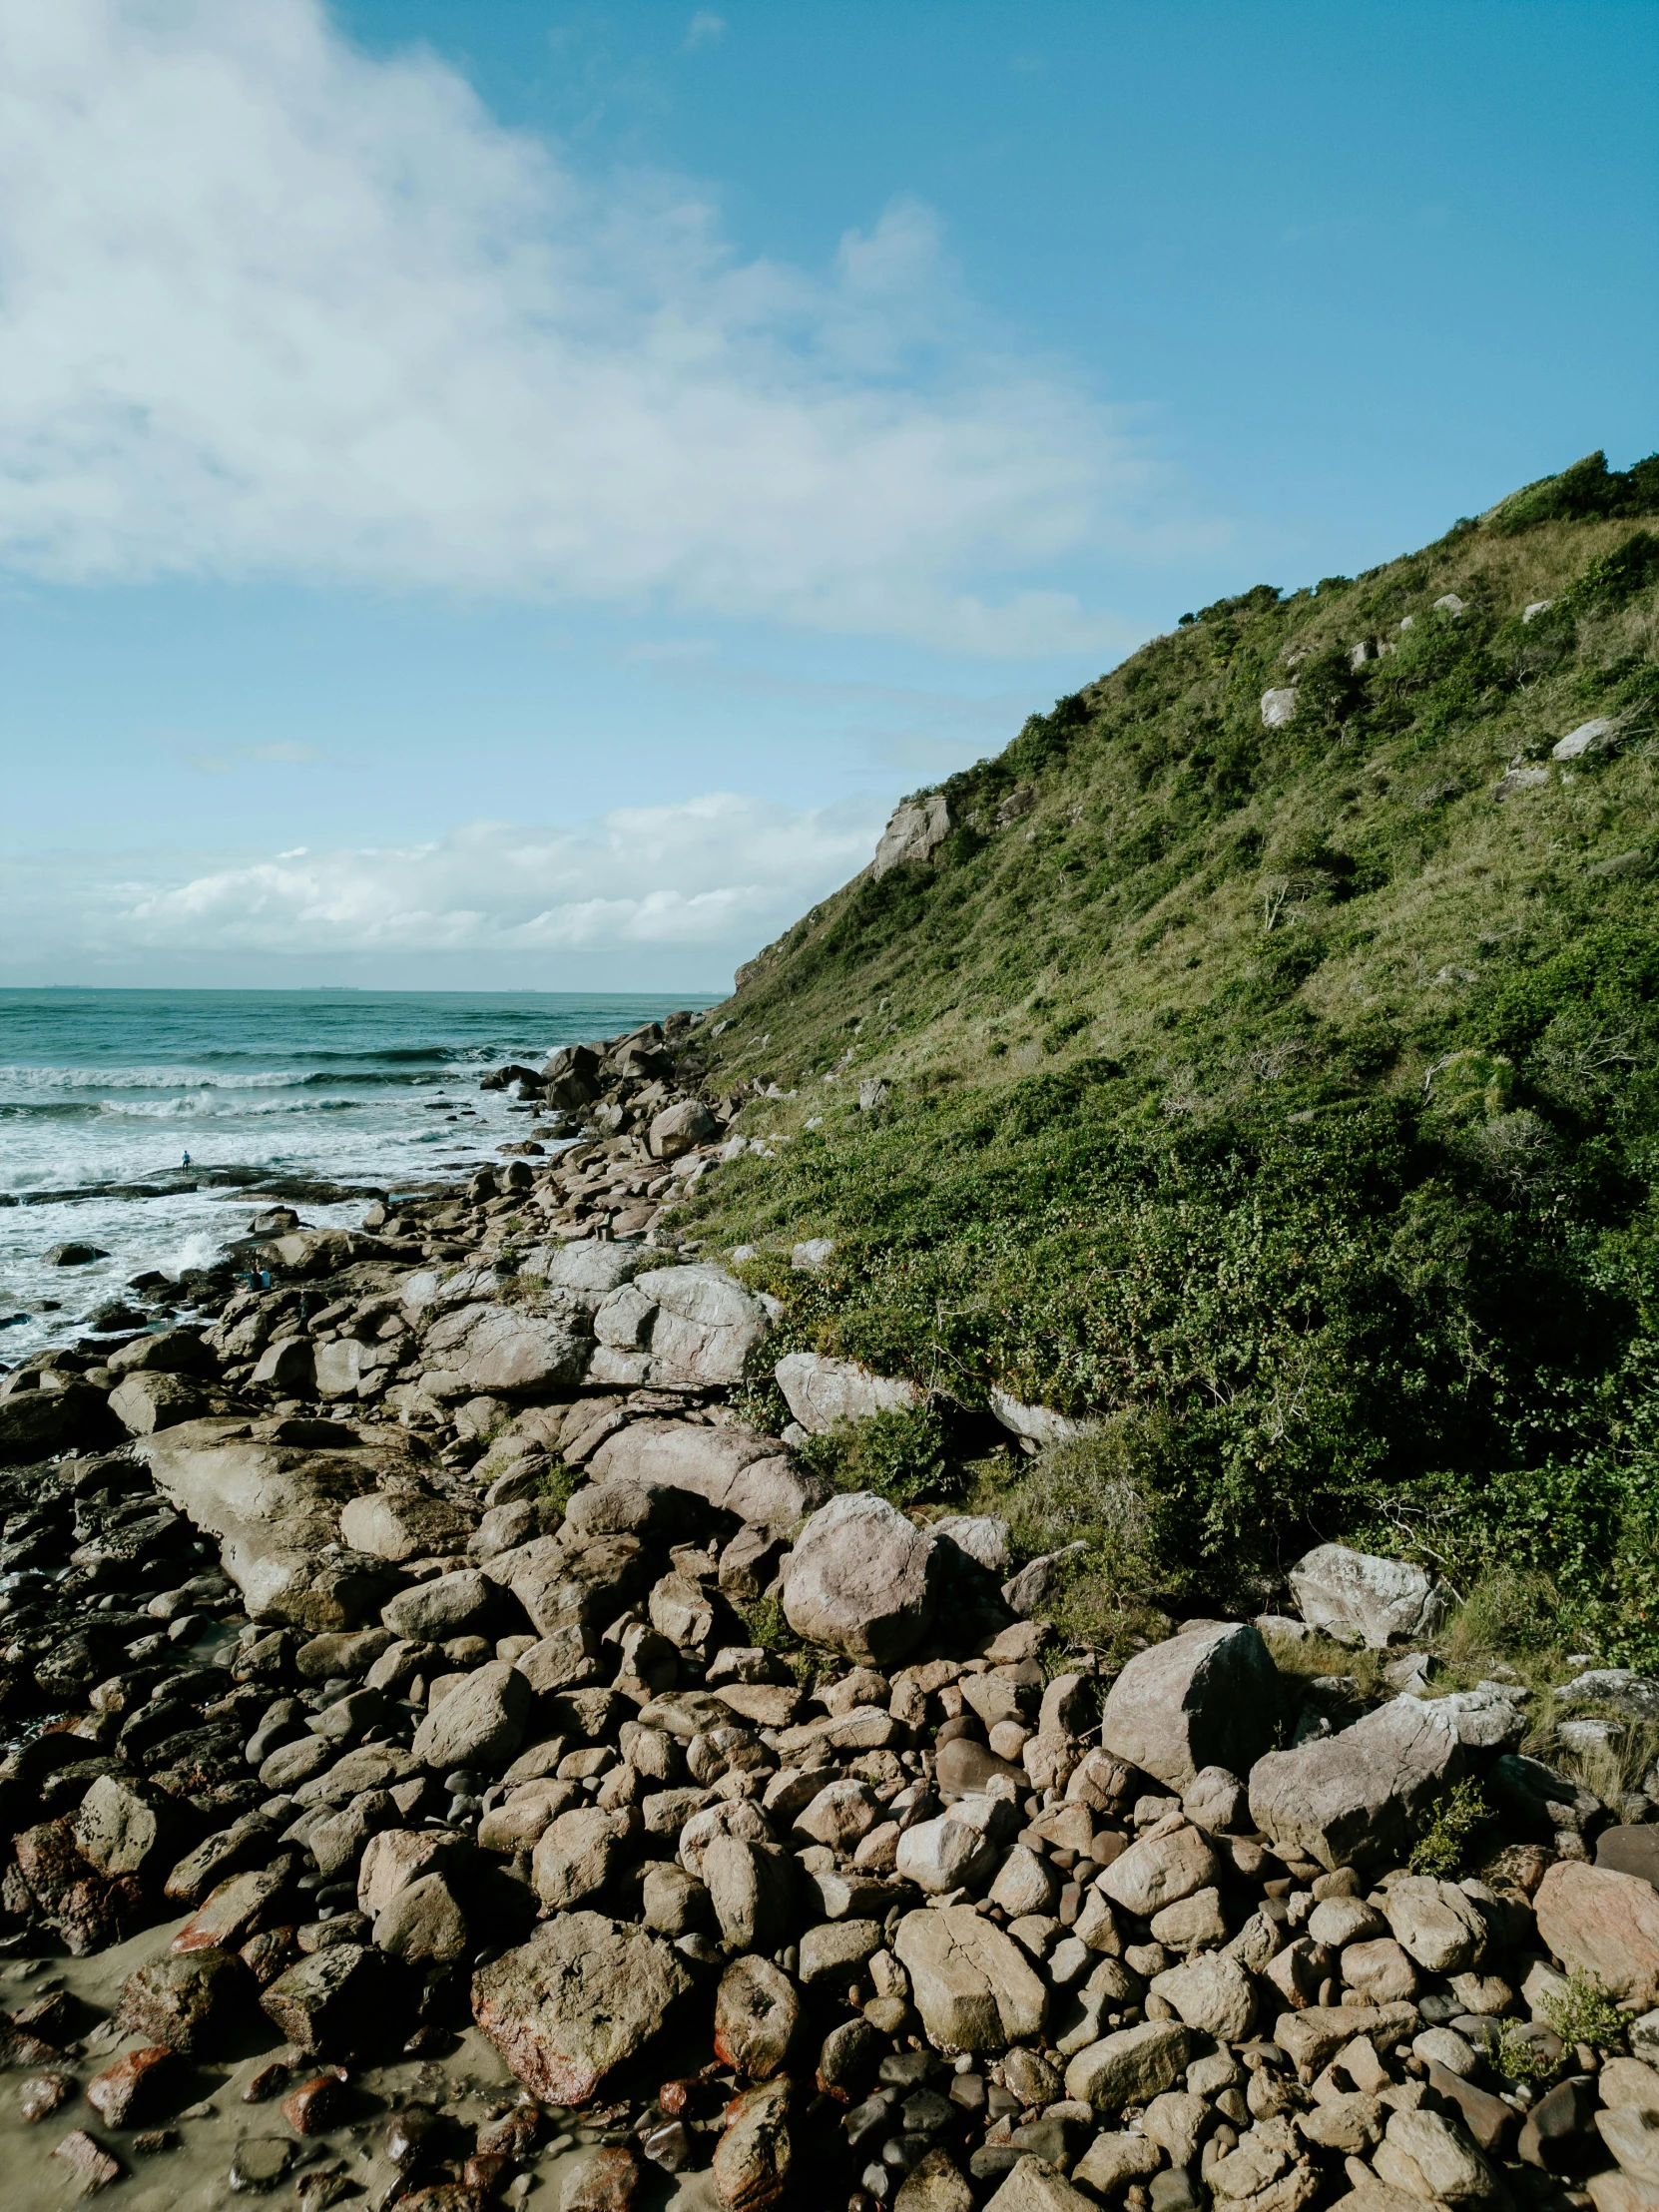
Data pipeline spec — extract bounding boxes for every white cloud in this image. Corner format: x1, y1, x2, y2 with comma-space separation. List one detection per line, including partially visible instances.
0, 793, 887, 971
683, 11, 727, 50
0, 0, 1175, 655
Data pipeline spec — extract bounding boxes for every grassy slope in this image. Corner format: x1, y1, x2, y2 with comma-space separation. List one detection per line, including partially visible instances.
680, 456, 1659, 1654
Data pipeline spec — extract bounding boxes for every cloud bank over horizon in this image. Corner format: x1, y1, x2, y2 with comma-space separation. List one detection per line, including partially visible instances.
0, 791, 887, 990
0, 0, 1185, 659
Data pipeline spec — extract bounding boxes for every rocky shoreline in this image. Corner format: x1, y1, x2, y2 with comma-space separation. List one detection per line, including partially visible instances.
3, 1017, 1659, 2212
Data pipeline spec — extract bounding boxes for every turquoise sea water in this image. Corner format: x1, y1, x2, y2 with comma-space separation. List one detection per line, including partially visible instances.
0, 988, 707, 1356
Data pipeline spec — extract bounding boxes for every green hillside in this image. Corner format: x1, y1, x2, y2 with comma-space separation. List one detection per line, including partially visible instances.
680, 452, 1659, 1656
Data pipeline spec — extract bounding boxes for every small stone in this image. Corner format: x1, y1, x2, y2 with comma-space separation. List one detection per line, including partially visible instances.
281, 2070, 350, 2134
86, 2045, 180, 2128
52, 2130, 123, 2196
19, 2071, 76, 2123
229, 2135, 294, 2192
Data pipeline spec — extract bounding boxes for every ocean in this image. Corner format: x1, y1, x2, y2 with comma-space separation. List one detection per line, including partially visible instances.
0, 988, 709, 1359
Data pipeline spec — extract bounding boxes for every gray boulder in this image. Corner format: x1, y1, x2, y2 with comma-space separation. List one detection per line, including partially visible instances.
1100, 1621, 1280, 1790
587, 1417, 824, 1530
1249, 1698, 1462, 1872
383, 1568, 498, 1643
633, 1265, 771, 1385
410, 1660, 530, 1772
424, 1306, 588, 1396
774, 1352, 923, 1434
987, 1387, 1085, 1449
783, 1490, 936, 1666
893, 1904, 1047, 2049
649, 1099, 719, 1159
1288, 1543, 1451, 1648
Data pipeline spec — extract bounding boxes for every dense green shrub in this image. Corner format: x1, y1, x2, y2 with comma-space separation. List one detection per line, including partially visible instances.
689, 473, 1659, 1624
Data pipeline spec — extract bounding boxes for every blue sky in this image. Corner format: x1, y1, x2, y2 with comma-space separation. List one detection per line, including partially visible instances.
0, 0, 1653, 991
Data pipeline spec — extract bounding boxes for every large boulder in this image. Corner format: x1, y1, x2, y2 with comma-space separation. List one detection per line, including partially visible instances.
0, 1382, 116, 1464
135, 1418, 411, 1629
383, 1569, 498, 1643
339, 1485, 475, 1562
649, 1099, 719, 1160
1064, 2021, 1192, 2112
893, 1904, 1047, 2049
587, 1418, 825, 1531
774, 1353, 923, 1435
109, 1372, 211, 1435
1249, 1699, 1461, 1872
471, 1912, 694, 2102
422, 1305, 588, 1396
632, 1265, 772, 1385
1287, 1544, 1452, 1648
410, 1660, 531, 1772
1100, 1622, 1280, 1790
783, 1491, 936, 1667
1535, 1863, 1659, 2006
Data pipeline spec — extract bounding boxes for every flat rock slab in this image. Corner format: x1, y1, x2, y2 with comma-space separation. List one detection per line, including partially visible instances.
136, 1418, 416, 1629
471, 1911, 694, 2103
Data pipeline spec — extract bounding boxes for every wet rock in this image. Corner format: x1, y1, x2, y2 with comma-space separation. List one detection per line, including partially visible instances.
71, 1773, 185, 1880
471, 1912, 695, 2103
1101, 1623, 1280, 1790
52, 2129, 123, 2195
85, 2045, 181, 2127
261, 1942, 390, 2057
119, 1946, 253, 2053
714, 1953, 801, 2079
373, 1872, 469, 1967
712, 2073, 793, 2210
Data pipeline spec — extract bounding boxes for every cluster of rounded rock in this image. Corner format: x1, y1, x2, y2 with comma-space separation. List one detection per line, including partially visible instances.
6, 1036, 1659, 2206
7, 1356, 1659, 2212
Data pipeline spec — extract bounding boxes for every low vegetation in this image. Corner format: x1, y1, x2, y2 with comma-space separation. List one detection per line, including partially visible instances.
680, 451, 1659, 1653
